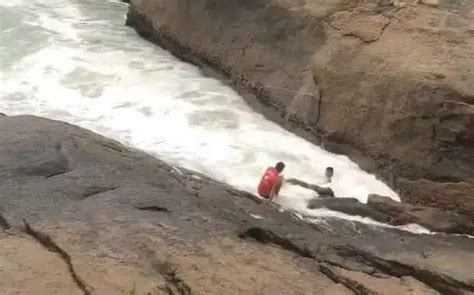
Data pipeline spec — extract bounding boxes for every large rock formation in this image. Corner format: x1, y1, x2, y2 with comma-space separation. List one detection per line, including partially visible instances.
308, 194, 474, 235
367, 194, 474, 234
1, 115, 474, 294
126, 0, 474, 215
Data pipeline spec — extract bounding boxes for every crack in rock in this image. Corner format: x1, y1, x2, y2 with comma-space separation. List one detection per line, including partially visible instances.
319, 263, 378, 295
240, 226, 473, 294
313, 85, 324, 129
240, 227, 377, 293
320, 259, 385, 279
335, 246, 474, 294
239, 227, 314, 258
22, 220, 92, 295
153, 261, 192, 295
137, 206, 171, 213
45, 169, 71, 178
100, 141, 125, 154
0, 213, 10, 230
82, 186, 119, 198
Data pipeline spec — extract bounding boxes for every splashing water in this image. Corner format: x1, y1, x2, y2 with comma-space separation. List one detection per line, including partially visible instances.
0, 0, 404, 227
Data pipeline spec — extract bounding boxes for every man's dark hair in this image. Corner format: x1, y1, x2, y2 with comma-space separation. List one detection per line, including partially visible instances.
325, 167, 334, 176
275, 162, 285, 173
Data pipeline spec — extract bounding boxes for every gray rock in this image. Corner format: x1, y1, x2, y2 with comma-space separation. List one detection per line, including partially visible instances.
1, 115, 473, 294
307, 197, 392, 223
367, 194, 474, 235
307, 194, 474, 236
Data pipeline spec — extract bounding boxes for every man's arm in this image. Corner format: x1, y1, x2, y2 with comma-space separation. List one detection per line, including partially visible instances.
269, 176, 283, 201
286, 178, 334, 197
286, 178, 310, 189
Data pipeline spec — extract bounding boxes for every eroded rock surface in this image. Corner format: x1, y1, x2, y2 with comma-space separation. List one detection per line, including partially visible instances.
308, 194, 474, 235
126, 0, 474, 216
1, 115, 474, 294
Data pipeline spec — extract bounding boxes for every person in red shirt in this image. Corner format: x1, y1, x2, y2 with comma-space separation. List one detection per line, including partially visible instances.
258, 162, 285, 201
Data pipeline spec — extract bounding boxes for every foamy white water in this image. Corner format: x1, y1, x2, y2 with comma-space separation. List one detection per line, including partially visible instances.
1, 0, 402, 226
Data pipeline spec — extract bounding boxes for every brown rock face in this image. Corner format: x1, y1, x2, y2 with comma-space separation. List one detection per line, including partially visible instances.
126, 0, 474, 214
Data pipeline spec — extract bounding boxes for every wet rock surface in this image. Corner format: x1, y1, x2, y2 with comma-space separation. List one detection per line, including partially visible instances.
1, 115, 474, 294
308, 195, 474, 235
307, 197, 393, 224
367, 194, 474, 235
126, 0, 474, 217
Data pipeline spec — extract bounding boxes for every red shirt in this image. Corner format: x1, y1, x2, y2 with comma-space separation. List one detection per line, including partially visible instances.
258, 167, 278, 198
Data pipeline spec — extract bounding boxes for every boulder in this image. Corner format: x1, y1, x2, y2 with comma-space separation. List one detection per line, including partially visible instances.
307, 197, 393, 223
126, 0, 474, 215
367, 194, 474, 235
1, 115, 474, 294
308, 194, 474, 235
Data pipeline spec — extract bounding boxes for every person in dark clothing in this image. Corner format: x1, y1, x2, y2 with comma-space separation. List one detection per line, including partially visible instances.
286, 167, 335, 198
324, 167, 334, 183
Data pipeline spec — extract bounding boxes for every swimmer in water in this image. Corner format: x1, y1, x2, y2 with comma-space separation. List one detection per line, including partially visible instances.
286, 166, 335, 198
324, 166, 334, 184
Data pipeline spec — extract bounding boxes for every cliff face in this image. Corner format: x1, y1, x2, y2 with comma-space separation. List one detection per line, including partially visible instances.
126, 0, 474, 213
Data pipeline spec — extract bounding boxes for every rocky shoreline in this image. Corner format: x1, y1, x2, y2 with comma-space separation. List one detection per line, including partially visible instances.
125, 0, 474, 218
1, 115, 474, 294
2, 0, 474, 292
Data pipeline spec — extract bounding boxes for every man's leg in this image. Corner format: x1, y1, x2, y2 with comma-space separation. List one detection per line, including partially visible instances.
269, 177, 283, 201
275, 177, 283, 195
258, 192, 270, 199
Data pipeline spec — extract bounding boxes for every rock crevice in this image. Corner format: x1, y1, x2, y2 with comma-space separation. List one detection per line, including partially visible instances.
335, 245, 474, 294
319, 264, 378, 295
242, 224, 474, 294
0, 213, 10, 230
154, 261, 192, 295
22, 220, 92, 295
